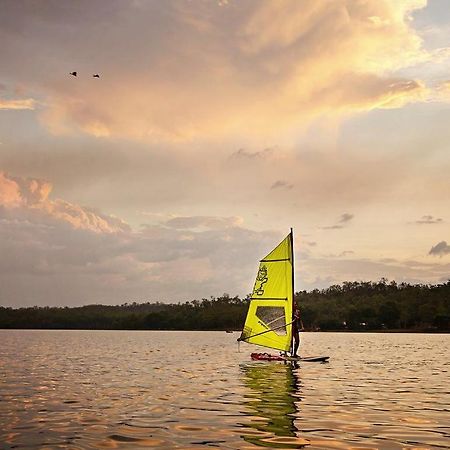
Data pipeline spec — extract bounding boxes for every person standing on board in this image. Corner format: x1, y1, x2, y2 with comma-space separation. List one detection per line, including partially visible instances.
292, 304, 304, 357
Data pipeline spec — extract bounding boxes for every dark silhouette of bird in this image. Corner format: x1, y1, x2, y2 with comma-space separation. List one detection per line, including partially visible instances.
93, 74, 100, 78
70, 71, 77, 77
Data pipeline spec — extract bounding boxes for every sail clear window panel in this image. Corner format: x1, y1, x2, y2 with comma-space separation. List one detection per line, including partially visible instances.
255, 306, 287, 336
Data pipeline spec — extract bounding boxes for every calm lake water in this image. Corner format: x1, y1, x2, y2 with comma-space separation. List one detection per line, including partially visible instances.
0, 330, 449, 449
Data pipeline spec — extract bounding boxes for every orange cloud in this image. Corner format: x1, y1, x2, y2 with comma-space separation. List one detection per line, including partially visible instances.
0, 172, 128, 233
0, 172, 22, 206
435, 80, 450, 100
34, 0, 432, 142
0, 98, 35, 110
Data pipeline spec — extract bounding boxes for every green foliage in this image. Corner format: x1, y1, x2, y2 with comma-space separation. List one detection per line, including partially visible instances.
0, 281, 449, 331
298, 279, 450, 331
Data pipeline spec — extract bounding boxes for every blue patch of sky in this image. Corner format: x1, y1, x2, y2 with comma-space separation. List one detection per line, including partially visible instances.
412, 0, 450, 50
413, 0, 450, 28
338, 102, 450, 159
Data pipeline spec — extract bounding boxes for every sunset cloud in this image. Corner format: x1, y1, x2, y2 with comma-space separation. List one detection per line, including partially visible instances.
164, 215, 243, 230
429, 241, 450, 257
300, 256, 450, 290
271, 180, 293, 190
1, 0, 436, 142
435, 80, 450, 99
0, 169, 448, 306
0, 172, 129, 233
0, 98, 35, 110
0, 172, 23, 206
230, 148, 275, 161
0, 185, 279, 305
322, 213, 354, 230
0, 1, 449, 307
339, 214, 354, 224
415, 215, 444, 224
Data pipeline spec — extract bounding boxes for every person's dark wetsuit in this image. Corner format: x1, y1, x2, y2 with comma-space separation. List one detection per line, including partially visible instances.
292, 309, 303, 357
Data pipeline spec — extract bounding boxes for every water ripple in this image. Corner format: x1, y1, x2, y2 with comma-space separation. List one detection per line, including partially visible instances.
0, 330, 449, 449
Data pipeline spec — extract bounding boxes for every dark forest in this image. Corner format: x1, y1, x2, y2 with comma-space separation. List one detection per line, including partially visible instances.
1, 280, 449, 332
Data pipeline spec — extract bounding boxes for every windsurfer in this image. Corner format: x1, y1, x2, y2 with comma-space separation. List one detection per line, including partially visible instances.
292, 305, 304, 357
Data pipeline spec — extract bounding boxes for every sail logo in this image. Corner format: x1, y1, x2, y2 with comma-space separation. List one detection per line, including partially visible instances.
254, 265, 268, 296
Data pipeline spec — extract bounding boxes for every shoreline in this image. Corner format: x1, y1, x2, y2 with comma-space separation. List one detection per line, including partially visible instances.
1, 328, 449, 334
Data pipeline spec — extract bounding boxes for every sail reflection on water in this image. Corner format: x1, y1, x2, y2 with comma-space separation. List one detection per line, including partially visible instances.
239, 362, 309, 448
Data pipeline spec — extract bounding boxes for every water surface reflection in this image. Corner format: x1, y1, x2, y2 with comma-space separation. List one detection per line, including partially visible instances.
1, 331, 449, 449
240, 361, 309, 448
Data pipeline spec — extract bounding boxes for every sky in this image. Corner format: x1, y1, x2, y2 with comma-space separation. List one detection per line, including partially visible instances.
0, 0, 449, 307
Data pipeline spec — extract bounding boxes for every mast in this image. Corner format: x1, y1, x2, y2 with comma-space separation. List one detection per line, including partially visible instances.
290, 227, 295, 353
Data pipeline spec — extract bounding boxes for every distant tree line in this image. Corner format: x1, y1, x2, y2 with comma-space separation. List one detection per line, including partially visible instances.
0, 279, 449, 332
298, 279, 449, 331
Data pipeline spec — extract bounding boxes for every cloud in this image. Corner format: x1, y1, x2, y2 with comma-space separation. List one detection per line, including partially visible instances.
1, 170, 449, 306
300, 255, 450, 290
322, 250, 355, 258
339, 213, 354, 223
0, 172, 23, 207
270, 180, 293, 190
229, 148, 275, 160
429, 241, 450, 256
164, 215, 243, 230
415, 215, 444, 224
0, 0, 435, 141
1, 171, 287, 306
435, 80, 450, 99
0, 172, 129, 233
0, 98, 35, 110
0, 192, 280, 306
0, 2, 449, 306
322, 213, 354, 230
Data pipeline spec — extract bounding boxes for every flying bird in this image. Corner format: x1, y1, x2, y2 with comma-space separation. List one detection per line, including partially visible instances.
93, 74, 100, 78
70, 71, 77, 77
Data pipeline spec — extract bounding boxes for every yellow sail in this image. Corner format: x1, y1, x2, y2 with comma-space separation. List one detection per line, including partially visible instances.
239, 233, 293, 352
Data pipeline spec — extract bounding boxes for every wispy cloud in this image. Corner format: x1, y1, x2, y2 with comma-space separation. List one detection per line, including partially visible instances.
0, 98, 35, 110
323, 250, 355, 258
339, 213, 354, 224
230, 148, 275, 160
300, 255, 450, 291
415, 215, 444, 224
435, 80, 450, 100
164, 215, 243, 230
322, 213, 354, 230
270, 180, 293, 190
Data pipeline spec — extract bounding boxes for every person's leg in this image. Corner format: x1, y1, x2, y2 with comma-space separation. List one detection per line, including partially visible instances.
293, 332, 299, 357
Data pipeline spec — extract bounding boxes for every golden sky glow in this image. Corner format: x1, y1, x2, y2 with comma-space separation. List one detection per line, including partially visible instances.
0, 0, 449, 306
